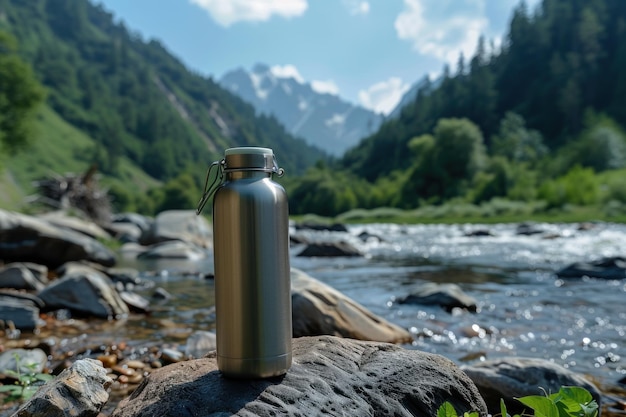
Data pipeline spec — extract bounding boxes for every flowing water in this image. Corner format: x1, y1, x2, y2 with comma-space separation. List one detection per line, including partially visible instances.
86, 222, 625, 387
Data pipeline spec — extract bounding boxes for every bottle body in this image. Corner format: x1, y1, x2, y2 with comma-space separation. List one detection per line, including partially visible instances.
213, 169, 292, 378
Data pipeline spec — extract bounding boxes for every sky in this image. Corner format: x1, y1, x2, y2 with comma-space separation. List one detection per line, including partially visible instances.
95, 0, 541, 115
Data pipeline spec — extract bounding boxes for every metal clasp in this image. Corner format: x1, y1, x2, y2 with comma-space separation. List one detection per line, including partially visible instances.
196, 159, 225, 215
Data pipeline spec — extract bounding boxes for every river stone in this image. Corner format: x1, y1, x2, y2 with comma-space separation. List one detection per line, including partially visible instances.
137, 240, 208, 260
461, 356, 601, 415
140, 210, 212, 248
0, 209, 115, 268
296, 241, 363, 257
0, 263, 47, 291
38, 210, 112, 240
11, 358, 112, 417
0, 295, 41, 330
291, 269, 412, 344
38, 264, 129, 319
556, 256, 626, 279
111, 336, 487, 417
397, 283, 478, 313
185, 330, 217, 359
0, 348, 47, 375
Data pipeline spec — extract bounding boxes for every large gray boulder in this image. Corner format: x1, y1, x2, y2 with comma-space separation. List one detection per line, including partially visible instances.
140, 210, 212, 248
11, 358, 112, 417
111, 336, 487, 417
0, 263, 48, 291
462, 356, 601, 415
0, 293, 42, 330
38, 264, 129, 319
291, 269, 412, 344
0, 209, 115, 268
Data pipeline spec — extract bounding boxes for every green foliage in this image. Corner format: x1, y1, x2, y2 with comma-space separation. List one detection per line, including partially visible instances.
400, 118, 487, 207
538, 166, 599, 208
0, 30, 46, 155
437, 386, 598, 417
0, 353, 53, 403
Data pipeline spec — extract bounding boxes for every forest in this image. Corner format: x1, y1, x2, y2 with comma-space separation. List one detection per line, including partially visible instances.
1, 0, 626, 222
286, 0, 626, 222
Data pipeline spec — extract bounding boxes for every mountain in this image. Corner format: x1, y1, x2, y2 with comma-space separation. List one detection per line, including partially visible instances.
388, 75, 442, 119
220, 64, 384, 156
0, 0, 326, 211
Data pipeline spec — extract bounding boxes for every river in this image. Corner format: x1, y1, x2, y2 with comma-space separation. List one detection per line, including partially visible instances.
70, 221, 626, 388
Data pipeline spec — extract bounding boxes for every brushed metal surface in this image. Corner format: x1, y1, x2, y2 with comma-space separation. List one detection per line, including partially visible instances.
212, 156, 292, 378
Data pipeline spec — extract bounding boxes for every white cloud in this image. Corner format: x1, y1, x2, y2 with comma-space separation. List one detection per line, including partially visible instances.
343, 0, 370, 15
189, 0, 308, 27
395, 0, 488, 66
311, 80, 340, 96
358, 77, 410, 115
270, 64, 305, 83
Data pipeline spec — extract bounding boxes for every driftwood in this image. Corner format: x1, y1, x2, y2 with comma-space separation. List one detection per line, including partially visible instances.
31, 164, 112, 225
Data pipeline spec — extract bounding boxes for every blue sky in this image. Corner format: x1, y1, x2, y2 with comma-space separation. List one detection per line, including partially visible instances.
95, 0, 541, 115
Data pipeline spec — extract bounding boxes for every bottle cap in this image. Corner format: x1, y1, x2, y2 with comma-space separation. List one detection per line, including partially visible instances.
225, 147, 273, 156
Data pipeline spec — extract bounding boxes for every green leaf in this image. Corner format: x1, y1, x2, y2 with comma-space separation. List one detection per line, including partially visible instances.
517, 395, 559, 417
500, 398, 509, 417
0, 385, 21, 393
437, 401, 460, 417
35, 374, 53, 382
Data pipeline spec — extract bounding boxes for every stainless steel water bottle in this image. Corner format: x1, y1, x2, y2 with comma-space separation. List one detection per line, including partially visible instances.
197, 146, 292, 378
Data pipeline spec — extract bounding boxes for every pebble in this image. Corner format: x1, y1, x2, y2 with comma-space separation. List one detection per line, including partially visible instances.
98, 354, 118, 368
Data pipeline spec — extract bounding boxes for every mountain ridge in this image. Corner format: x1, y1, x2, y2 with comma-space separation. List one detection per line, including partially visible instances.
220, 63, 384, 156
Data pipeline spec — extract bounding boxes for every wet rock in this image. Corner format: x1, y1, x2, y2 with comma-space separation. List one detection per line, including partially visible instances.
464, 229, 495, 237
297, 241, 363, 257
119, 291, 151, 314
516, 222, 544, 236
0, 294, 42, 330
289, 234, 309, 245
137, 240, 207, 260
296, 222, 348, 232
106, 221, 143, 243
110, 336, 487, 417
140, 210, 212, 248
462, 356, 601, 415
112, 213, 153, 235
38, 264, 129, 319
556, 256, 626, 280
291, 269, 412, 343
397, 283, 478, 313
185, 331, 217, 359
357, 230, 386, 242
151, 287, 172, 301
0, 348, 47, 375
0, 209, 116, 268
11, 358, 112, 417
0, 263, 48, 291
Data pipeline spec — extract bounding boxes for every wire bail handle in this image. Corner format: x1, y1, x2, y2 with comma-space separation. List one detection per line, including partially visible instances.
196, 159, 225, 215
195, 155, 285, 215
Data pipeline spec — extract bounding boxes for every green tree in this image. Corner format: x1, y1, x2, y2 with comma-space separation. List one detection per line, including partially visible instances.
0, 31, 46, 154
400, 118, 487, 207
491, 112, 547, 165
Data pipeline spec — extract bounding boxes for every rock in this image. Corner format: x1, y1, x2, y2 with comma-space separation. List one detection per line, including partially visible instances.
119, 291, 151, 314
295, 222, 349, 232
151, 287, 172, 301
0, 348, 47, 375
291, 269, 412, 344
464, 229, 495, 237
38, 210, 112, 240
397, 283, 478, 313
0, 263, 47, 291
0, 209, 116, 268
110, 336, 487, 417
0, 294, 42, 330
357, 230, 386, 242
112, 212, 153, 235
185, 331, 217, 359
556, 256, 626, 280
106, 221, 143, 243
461, 356, 601, 415
136, 240, 208, 260
140, 210, 212, 248
104, 268, 149, 290
38, 264, 129, 319
297, 241, 363, 257
516, 222, 544, 236
11, 358, 112, 417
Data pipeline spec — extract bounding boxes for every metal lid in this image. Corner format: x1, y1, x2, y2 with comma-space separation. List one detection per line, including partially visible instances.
224, 147, 273, 156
